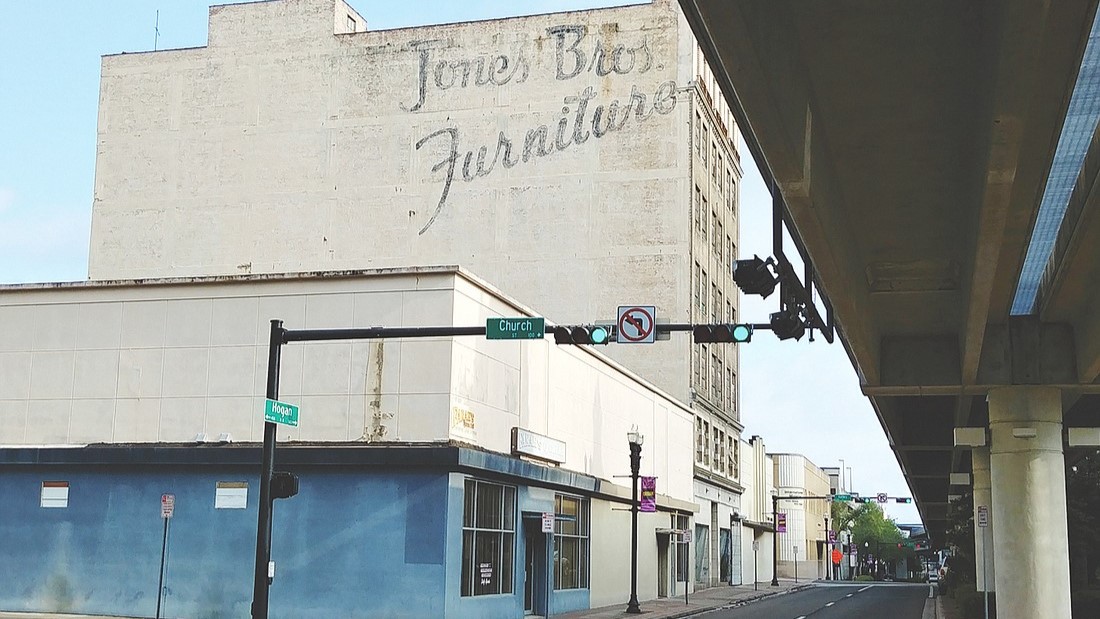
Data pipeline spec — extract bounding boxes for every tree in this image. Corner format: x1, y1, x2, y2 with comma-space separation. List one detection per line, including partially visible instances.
846, 502, 905, 575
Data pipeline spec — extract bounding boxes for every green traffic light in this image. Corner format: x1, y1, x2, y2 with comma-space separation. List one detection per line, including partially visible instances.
732, 324, 752, 342
590, 326, 609, 344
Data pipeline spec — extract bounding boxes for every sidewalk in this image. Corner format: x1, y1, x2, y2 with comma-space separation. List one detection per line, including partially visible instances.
556, 579, 815, 619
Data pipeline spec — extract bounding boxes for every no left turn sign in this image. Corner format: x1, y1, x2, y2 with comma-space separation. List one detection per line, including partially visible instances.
617, 306, 656, 344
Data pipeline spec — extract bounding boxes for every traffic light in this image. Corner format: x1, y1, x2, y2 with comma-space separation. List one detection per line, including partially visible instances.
552, 325, 611, 345
770, 307, 806, 341
733, 255, 778, 298
692, 323, 753, 343
271, 471, 299, 500
895, 497, 913, 504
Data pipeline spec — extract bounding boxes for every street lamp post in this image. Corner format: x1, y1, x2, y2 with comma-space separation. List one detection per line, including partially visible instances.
626, 431, 644, 614
770, 493, 780, 587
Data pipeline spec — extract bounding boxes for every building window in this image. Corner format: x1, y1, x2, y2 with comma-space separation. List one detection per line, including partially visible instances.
712, 353, 720, 400
554, 494, 590, 589
702, 196, 709, 237
716, 358, 724, 403
701, 271, 709, 316
695, 113, 703, 156
41, 481, 69, 508
711, 284, 718, 323
717, 222, 724, 261
696, 417, 705, 464
462, 479, 516, 596
702, 127, 709, 165
712, 427, 721, 471
347, 15, 356, 32
729, 436, 739, 478
675, 513, 690, 581
703, 420, 711, 466
695, 187, 703, 231
728, 236, 735, 271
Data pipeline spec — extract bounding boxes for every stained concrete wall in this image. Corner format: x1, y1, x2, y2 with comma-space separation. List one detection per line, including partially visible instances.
86, 0, 743, 413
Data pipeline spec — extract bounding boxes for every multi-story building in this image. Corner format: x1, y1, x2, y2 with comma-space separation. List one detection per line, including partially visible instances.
86, 0, 746, 589
771, 453, 831, 580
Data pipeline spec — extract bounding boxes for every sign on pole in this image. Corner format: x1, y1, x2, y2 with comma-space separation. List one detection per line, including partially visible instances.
264, 399, 299, 427
776, 512, 787, 533
640, 477, 657, 512
486, 317, 545, 340
977, 505, 989, 527
617, 306, 656, 344
542, 512, 555, 533
877, 493, 888, 503
833, 494, 852, 502
161, 493, 175, 519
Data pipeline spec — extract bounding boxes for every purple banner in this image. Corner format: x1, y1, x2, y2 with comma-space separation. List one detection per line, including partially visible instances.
640, 476, 657, 512
776, 512, 787, 533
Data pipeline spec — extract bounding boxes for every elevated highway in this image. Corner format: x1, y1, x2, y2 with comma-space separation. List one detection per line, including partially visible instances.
679, 1, 1100, 616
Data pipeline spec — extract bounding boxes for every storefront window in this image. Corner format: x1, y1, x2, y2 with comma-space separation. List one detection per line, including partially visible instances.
554, 494, 589, 589
461, 479, 516, 596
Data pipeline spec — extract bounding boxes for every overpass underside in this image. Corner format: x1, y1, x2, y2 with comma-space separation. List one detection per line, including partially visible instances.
679, 1, 1100, 615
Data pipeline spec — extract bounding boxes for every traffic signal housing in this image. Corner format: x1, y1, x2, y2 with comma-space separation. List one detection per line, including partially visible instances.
271, 471, 299, 500
896, 497, 913, 504
552, 325, 612, 345
770, 307, 806, 341
733, 255, 778, 298
693, 323, 753, 344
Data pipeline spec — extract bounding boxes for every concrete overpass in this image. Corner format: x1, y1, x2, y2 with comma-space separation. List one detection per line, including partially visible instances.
679, 1, 1100, 616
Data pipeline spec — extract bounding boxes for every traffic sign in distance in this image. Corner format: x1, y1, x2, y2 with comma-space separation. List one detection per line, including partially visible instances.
877, 493, 888, 503
265, 399, 299, 427
977, 505, 989, 527
161, 493, 175, 519
833, 494, 852, 502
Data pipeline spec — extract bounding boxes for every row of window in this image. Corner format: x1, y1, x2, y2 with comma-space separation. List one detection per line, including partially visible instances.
695, 111, 738, 202
461, 479, 590, 597
37, 481, 249, 509
695, 418, 739, 479
694, 187, 737, 272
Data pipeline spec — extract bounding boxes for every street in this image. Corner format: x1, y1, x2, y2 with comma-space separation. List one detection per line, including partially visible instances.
703, 583, 932, 619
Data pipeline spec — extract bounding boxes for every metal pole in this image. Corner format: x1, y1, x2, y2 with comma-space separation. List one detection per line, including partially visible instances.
754, 544, 758, 591
824, 516, 830, 581
771, 495, 779, 586
252, 320, 283, 619
794, 546, 798, 584
626, 442, 641, 614
156, 517, 168, 619
983, 526, 989, 619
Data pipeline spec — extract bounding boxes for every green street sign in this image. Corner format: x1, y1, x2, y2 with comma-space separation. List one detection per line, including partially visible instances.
833, 494, 852, 502
486, 317, 545, 340
264, 399, 299, 427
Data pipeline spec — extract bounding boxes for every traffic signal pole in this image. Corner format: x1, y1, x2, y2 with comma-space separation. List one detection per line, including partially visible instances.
252, 320, 284, 619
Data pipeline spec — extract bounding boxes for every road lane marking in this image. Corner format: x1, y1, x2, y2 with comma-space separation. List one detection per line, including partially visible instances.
826, 602, 835, 607
858, 586, 873, 592
929, 585, 934, 598
846, 593, 854, 597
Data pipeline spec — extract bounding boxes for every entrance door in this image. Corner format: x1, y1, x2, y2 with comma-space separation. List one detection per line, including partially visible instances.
524, 521, 545, 615
719, 528, 731, 584
657, 533, 670, 598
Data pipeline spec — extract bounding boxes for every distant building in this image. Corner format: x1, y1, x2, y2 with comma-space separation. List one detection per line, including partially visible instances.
737, 435, 775, 585
771, 453, 831, 580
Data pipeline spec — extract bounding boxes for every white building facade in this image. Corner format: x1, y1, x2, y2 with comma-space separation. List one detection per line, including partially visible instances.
0, 267, 700, 617
771, 453, 831, 580
86, 0, 748, 592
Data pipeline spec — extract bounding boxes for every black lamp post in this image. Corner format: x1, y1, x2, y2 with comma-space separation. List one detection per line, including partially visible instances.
770, 493, 780, 587
626, 430, 644, 614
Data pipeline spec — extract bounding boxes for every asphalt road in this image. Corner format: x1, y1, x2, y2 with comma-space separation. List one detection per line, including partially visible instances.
702, 582, 933, 619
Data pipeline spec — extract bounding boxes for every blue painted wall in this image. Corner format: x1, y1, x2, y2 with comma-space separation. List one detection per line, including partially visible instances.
0, 466, 449, 618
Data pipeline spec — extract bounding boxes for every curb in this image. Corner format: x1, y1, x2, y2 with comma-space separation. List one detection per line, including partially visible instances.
657, 583, 818, 619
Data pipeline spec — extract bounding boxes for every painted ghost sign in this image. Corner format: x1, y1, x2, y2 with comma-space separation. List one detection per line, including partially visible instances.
404, 23, 688, 235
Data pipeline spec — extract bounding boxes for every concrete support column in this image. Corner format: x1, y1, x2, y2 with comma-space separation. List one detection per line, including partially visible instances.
988, 386, 1070, 619
971, 446, 995, 592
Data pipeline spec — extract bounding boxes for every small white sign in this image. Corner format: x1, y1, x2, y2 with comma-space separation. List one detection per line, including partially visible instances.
161, 493, 175, 519
542, 512, 555, 533
752, 540, 759, 552
215, 481, 248, 509
977, 505, 989, 527
41, 481, 69, 509
683, 529, 692, 543
512, 427, 566, 464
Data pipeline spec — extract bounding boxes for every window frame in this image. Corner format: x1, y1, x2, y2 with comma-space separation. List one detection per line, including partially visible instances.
553, 494, 590, 590
461, 479, 517, 597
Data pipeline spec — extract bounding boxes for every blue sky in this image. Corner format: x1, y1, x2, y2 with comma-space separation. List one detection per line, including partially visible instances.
0, 0, 919, 523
